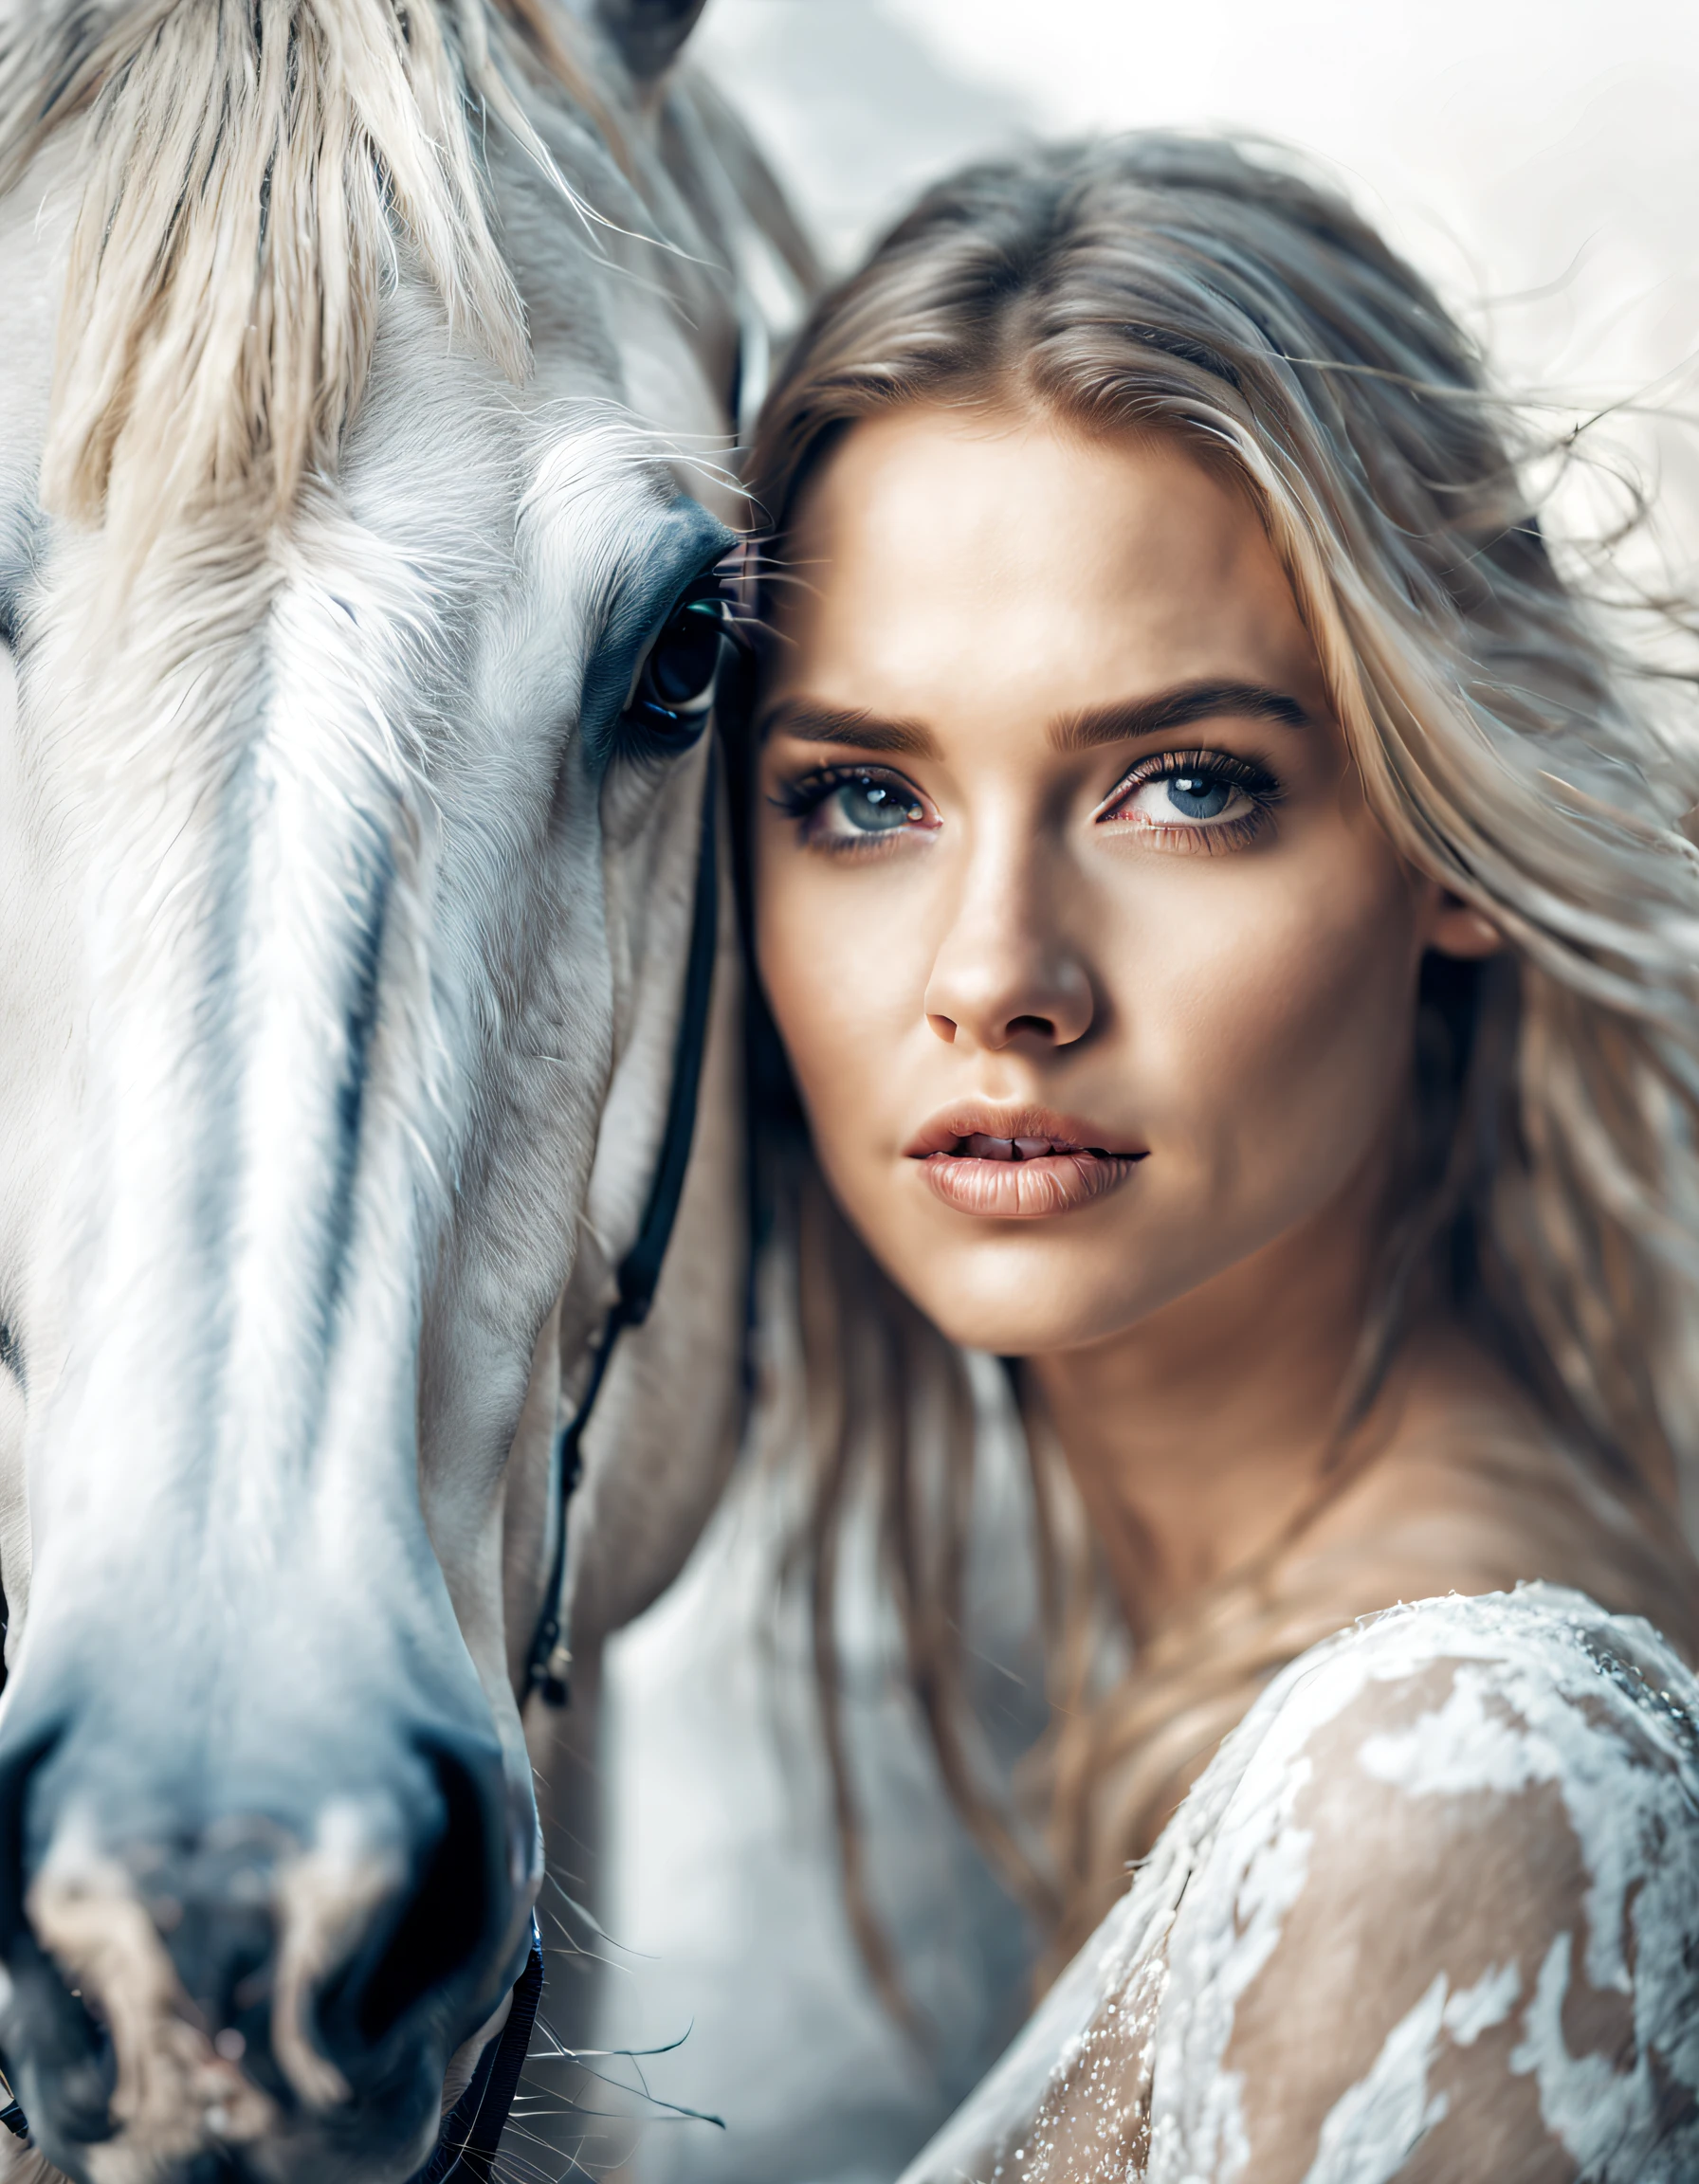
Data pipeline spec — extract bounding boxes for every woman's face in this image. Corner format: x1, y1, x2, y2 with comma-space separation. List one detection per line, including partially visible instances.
754, 408, 1485, 1356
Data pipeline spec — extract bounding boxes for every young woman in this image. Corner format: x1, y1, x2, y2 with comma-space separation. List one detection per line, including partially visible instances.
727, 135, 1699, 2179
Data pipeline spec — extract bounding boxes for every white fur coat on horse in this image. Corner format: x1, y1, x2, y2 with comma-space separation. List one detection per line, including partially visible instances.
0, 3, 810, 2177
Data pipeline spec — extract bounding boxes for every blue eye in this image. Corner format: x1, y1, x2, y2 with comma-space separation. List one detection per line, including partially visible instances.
831, 776, 924, 832
1102, 748, 1277, 839
1165, 772, 1233, 819
771, 765, 935, 846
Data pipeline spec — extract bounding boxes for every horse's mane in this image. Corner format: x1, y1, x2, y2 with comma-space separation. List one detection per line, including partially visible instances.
0, 0, 599, 571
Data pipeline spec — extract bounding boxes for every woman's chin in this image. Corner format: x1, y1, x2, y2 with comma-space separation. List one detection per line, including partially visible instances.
908, 1261, 1151, 1359
831, 1154, 1191, 1355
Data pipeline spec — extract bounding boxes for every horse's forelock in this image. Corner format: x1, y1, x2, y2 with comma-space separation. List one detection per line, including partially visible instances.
1, 0, 597, 581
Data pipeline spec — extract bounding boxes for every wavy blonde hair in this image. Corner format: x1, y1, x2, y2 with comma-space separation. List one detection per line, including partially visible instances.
735, 134, 1699, 1992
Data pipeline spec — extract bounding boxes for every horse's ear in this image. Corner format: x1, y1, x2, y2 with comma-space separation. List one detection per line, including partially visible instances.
594, 0, 710, 80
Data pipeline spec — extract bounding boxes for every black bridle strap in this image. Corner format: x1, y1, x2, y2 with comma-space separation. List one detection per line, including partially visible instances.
408, 1921, 545, 2184
525, 739, 721, 1708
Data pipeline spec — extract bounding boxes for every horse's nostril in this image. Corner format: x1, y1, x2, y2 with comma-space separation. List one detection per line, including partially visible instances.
3, 1942, 117, 2145
317, 1741, 501, 2063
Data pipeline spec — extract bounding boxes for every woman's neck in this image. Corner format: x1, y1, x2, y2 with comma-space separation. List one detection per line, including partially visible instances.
1023, 1156, 1420, 1642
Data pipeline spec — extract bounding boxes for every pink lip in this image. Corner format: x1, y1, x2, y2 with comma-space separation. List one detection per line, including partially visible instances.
904, 1104, 1146, 1221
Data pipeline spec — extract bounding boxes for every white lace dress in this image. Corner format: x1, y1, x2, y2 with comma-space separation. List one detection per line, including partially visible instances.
900, 1586, 1699, 2184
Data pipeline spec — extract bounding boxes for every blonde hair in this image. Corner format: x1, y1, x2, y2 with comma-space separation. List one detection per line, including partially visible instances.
738, 135, 1699, 1985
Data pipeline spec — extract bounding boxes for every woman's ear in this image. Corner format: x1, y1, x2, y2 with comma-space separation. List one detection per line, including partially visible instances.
1422, 882, 1502, 961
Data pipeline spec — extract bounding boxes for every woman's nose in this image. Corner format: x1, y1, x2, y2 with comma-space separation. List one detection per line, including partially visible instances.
923, 859, 1095, 1050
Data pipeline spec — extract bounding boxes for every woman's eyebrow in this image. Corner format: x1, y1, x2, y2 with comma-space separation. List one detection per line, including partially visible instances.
756, 697, 940, 758
1052, 681, 1315, 751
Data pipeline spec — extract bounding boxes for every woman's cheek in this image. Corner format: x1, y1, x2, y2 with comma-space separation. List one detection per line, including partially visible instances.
1128, 842, 1421, 1232
756, 856, 917, 1138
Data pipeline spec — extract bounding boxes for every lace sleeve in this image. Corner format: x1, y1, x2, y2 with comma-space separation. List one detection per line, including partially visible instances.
903, 1586, 1699, 2184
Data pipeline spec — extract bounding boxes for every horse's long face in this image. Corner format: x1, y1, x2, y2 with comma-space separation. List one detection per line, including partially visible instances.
0, 24, 744, 2179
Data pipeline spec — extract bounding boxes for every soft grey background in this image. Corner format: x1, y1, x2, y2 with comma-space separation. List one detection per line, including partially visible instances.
696, 0, 1699, 564
582, 12, 1699, 2184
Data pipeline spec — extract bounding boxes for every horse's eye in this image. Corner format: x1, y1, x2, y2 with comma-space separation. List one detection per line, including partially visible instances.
624, 593, 735, 746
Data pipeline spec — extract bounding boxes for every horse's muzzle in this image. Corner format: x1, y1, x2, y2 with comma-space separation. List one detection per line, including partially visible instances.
0, 1716, 521, 2184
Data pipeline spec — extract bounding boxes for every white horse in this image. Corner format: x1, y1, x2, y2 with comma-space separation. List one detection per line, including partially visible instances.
0, 4, 811, 2178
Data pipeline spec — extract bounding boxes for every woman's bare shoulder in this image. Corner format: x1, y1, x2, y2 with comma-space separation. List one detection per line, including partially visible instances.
1291, 1334, 1699, 1658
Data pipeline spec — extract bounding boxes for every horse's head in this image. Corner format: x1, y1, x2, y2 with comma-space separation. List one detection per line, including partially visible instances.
0, 4, 789, 2175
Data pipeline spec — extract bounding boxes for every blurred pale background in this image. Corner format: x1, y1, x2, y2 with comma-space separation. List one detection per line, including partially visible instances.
584, 13, 1699, 2182
697, 0, 1699, 567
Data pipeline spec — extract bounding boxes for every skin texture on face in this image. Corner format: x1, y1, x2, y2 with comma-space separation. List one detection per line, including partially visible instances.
755, 406, 1507, 1620
758, 410, 1479, 1347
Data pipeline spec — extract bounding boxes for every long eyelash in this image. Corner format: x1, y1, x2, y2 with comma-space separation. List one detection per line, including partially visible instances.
767, 763, 914, 822
1100, 746, 1285, 854
768, 774, 834, 821
1117, 746, 1283, 801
